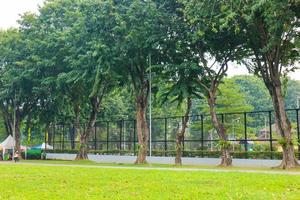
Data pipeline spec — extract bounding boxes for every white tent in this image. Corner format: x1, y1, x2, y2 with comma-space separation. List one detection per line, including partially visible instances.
31, 143, 53, 150
0, 135, 28, 160
0, 135, 15, 149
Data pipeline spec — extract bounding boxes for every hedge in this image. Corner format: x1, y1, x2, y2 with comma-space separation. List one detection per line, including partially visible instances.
22, 149, 42, 160
45, 149, 300, 160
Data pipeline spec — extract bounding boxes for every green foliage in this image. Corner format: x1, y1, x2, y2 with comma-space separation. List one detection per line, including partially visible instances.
21, 149, 42, 160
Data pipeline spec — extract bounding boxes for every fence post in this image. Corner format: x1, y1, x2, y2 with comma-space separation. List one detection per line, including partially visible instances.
269, 111, 273, 159
106, 122, 109, 152
62, 123, 65, 150
94, 125, 97, 151
182, 117, 185, 155
133, 120, 136, 155
201, 115, 204, 158
119, 120, 123, 152
244, 112, 248, 156
164, 118, 167, 156
296, 109, 300, 160
52, 125, 55, 149
59, 125, 62, 150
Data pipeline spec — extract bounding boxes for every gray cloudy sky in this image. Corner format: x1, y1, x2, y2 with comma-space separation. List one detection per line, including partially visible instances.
0, 0, 299, 80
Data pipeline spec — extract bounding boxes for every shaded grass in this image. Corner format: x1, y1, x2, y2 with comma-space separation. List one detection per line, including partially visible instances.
0, 163, 300, 199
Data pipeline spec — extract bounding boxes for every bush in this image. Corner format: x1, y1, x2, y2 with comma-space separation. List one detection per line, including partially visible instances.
22, 149, 42, 160
45, 149, 300, 160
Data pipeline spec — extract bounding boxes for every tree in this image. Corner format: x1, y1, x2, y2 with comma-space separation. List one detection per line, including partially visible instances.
19, 0, 119, 159
180, 0, 246, 166
114, 0, 170, 164
181, 0, 300, 168
158, 62, 203, 165
236, 0, 300, 168
0, 28, 38, 157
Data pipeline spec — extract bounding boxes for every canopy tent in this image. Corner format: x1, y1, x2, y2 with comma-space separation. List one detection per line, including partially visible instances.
0, 135, 28, 160
31, 143, 53, 150
0, 135, 27, 150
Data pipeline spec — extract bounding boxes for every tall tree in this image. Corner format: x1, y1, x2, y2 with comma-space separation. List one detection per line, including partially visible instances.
240, 0, 300, 168
114, 0, 169, 164
158, 62, 202, 165
180, 0, 246, 166
0, 28, 38, 156
20, 0, 118, 159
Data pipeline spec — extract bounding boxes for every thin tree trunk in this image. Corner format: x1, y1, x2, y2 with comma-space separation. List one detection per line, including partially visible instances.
135, 90, 149, 164
14, 108, 21, 159
208, 91, 232, 167
76, 97, 99, 160
175, 98, 192, 165
72, 104, 80, 150
268, 84, 299, 169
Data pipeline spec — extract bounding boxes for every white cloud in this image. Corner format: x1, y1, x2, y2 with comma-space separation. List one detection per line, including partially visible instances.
227, 64, 300, 80
0, 0, 44, 29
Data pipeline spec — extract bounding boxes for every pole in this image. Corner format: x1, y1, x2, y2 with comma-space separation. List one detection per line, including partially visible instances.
12, 94, 16, 162
149, 53, 152, 157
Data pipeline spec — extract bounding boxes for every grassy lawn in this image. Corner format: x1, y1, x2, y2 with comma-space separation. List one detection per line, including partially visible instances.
21, 159, 300, 172
0, 162, 300, 200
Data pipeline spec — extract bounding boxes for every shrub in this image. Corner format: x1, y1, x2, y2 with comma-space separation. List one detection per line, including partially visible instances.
45, 149, 300, 160
22, 149, 42, 160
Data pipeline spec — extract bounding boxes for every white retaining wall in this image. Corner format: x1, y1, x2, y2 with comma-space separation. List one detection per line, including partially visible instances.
46, 153, 284, 168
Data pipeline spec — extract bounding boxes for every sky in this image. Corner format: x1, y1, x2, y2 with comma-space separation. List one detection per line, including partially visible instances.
0, 0, 299, 80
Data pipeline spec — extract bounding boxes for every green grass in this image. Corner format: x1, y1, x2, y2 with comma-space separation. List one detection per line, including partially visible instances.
0, 162, 300, 199
21, 159, 300, 172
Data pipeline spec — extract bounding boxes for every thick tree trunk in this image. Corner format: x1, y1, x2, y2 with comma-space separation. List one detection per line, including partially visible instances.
135, 90, 149, 164
268, 84, 299, 169
1, 103, 13, 136
208, 91, 232, 167
175, 98, 192, 166
76, 97, 99, 160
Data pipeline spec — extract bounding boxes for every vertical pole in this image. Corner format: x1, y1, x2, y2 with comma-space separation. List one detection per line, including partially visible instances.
106, 122, 109, 152
149, 53, 152, 157
12, 93, 16, 162
182, 117, 185, 154
94, 125, 97, 151
53, 125, 55, 150
62, 124, 65, 150
269, 111, 273, 159
164, 118, 167, 156
133, 120, 136, 155
201, 115, 204, 158
119, 120, 122, 152
244, 112, 248, 152
60, 125, 62, 150
296, 109, 300, 160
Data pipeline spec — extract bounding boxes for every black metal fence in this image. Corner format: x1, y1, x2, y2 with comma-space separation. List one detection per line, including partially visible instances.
47, 108, 300, 159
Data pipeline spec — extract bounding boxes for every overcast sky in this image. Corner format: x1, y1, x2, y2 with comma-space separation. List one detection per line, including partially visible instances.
0, 0, 299, 80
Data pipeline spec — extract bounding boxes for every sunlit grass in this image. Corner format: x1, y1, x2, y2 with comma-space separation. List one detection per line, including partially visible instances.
0, 162, 300, 199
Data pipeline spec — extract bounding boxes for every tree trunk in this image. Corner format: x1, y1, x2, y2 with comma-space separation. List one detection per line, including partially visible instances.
14, 108, 22, 159
175, 98, 192, 165
76, 97, 99, 160
135, 88, 149, 164
72, 104, 80, 150
208, 91, 232, 167
267, 84, 299, 169
1, 103, 13, 136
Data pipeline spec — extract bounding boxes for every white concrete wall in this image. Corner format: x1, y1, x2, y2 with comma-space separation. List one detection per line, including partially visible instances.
46, 153, 284, 167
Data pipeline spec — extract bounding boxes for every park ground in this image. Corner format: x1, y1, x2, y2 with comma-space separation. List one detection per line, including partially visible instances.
0, 160, 300, 199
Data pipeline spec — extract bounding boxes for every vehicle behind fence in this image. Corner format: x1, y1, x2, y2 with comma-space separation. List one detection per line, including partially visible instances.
46, 109, 300, 160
